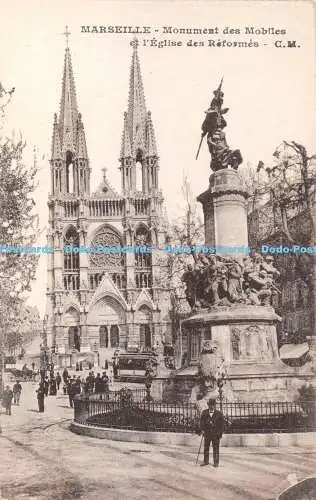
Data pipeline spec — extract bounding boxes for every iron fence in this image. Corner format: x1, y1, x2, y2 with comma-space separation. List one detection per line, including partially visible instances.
73, 391, 316, 434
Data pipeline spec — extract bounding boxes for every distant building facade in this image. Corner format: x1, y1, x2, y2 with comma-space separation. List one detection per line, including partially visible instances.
45, 40, 172, 366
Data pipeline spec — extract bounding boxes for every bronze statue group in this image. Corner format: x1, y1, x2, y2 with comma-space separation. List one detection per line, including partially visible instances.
182, 252, 280, 310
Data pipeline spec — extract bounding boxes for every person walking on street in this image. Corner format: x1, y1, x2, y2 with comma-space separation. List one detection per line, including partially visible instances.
56, 372, 62, 391
13, 380, 22, 405
44, 377, 49, 397
68, 376, 76, 408
2, 386, 13, 415
199, 399, 225, 468
49, 376, 57, 396
36, 383, 45, 412
62, 368, 69, 385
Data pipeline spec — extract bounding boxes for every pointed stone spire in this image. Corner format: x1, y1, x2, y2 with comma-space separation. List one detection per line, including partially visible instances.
59, 45, 79, 152
145, 111, 157, 157
50, 29, 90, 196
120, 39, 160, 193
77, 113, 88, 158
127, 38, 147, 154
51, 113, 62, 159
120, 112, 132, 158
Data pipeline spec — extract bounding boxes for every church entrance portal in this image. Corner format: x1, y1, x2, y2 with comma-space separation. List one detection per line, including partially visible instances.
68, 326, 80, 351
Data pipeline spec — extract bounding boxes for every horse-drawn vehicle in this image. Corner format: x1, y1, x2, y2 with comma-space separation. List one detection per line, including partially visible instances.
5, 363, 37, 382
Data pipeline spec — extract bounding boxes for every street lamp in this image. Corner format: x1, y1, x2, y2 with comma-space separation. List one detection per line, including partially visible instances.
43, 314, 48, 348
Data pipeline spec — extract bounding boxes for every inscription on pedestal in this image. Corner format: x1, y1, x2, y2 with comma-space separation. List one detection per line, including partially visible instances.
230, 324, 275, 362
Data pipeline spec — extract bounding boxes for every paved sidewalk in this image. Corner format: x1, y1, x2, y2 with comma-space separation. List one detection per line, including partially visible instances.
0, 382, 315, 500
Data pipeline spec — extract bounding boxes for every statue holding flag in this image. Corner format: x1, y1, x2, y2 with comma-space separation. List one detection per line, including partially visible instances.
196, 79, 243, 172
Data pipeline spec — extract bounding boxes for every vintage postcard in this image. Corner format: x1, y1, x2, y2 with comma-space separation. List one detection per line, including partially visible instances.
0, 1, 315, 499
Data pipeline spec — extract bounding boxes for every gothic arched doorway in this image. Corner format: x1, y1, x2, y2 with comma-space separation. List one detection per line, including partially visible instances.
68, 326, 80, 351
110, 325, 119, 348
99, 326, 109, 348
140, 324, 151, 349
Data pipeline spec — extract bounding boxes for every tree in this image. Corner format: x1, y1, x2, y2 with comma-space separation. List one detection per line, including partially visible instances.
0, 84, 39, 392
5, 305, 41, 356
248, 141, 316, 337
158, 175, 204, 353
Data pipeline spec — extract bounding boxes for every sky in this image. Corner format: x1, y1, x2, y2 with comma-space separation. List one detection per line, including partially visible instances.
0, 0, 315, 316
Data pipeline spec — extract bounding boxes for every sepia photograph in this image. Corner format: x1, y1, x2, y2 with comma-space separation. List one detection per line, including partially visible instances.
0, 1, 315, 499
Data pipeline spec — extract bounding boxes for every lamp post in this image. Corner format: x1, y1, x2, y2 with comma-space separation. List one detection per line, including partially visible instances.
40, 315, 49, 381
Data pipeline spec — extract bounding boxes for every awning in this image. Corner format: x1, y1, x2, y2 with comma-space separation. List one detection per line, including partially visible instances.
280, 343, 309, 360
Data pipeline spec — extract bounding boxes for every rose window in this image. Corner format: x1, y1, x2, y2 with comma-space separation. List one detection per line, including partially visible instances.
90, 228, 124, 268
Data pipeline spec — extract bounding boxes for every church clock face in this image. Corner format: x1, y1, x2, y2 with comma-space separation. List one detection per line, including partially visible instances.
90, 228, 123, 268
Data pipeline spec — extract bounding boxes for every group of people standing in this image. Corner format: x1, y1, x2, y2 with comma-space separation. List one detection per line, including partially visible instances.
1, 381, 22, 416
35, 372, 62, 412
35, 368, 110, 412
63, 369, 110, 407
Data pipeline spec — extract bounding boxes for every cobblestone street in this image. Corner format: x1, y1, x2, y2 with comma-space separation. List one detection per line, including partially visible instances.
0, 382, 315, 500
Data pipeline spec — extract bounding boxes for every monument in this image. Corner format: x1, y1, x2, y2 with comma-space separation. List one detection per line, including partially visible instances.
161, 81, 315, 404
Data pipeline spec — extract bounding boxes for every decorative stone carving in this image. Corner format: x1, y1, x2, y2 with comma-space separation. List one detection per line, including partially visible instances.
198, 340, 227, 400
182, 253, 280, 309
231, 324, 274, 361
90, 228, 123, 268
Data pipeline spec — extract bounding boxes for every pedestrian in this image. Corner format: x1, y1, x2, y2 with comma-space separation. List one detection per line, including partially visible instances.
56, 372, 62, 391
36, 383, 45, 412
199, 399, 225, 468
44, 377, 49, 396
75, 376, 81, 397
99, 373, 109, 400
86, 372, 94, 394
32, 361, 35, 372
81, 378, 88, 397
13, 380, 22, 405
49, 377, 57, 396
62, 368, 69, 385
94, 373, 102, 395
68, 376, 76, 408
2, 386, 13, 415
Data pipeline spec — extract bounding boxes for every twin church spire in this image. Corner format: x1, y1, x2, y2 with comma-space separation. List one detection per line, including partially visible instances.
120, 39, 159, 193
50, 33, 159, 197
51, 30, 89, 197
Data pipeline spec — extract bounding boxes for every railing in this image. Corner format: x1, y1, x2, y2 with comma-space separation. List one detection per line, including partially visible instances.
73, 390, 316, 434
135, 271, 152, 289
64, 200, 79, 218
63, 273, 80, 290
133, 198, 150, 216
89, 200, 123, 217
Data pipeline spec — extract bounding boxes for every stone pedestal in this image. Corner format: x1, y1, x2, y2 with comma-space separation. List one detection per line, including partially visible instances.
197, 169, 248, 255
167, 168, 316, 404
164, 305, 315, 403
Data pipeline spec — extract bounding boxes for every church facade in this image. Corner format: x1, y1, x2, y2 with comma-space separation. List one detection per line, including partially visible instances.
45, 40, 172, 366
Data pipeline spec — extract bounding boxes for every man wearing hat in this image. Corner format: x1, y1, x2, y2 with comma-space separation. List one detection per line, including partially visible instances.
199, 398, 225, 467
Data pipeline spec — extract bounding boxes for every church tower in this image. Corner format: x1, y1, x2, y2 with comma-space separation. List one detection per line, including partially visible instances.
46, 33, 171, 367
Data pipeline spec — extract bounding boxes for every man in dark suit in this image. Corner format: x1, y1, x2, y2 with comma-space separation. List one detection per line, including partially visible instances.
200, 399, 225, 467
